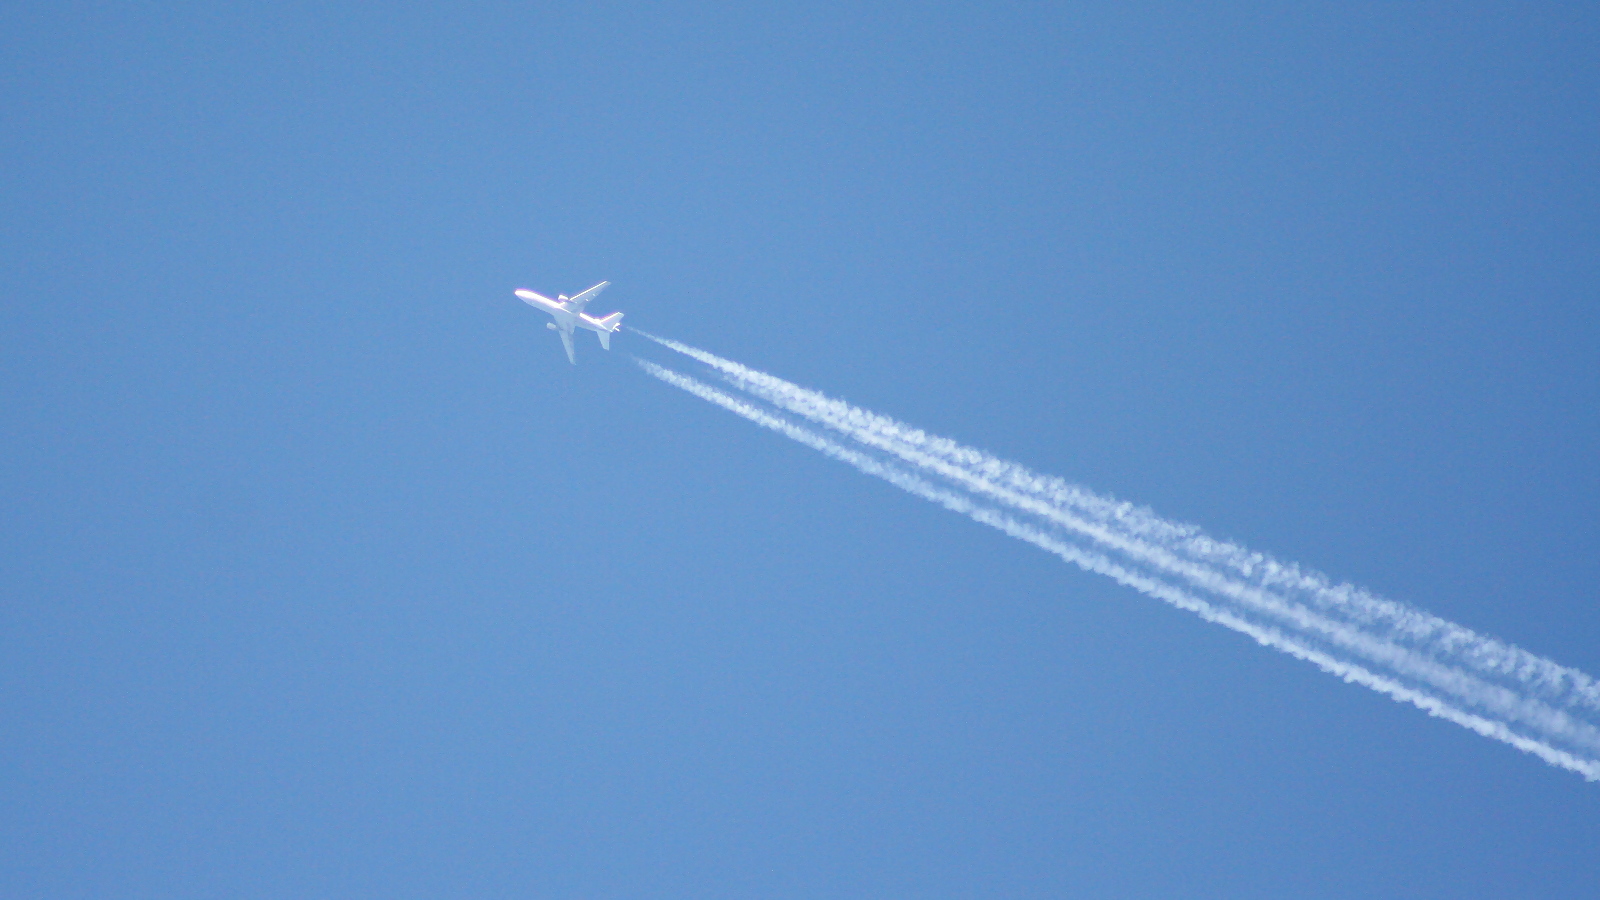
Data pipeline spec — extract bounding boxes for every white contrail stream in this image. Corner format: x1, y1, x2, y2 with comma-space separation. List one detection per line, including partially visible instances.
631, 336, 1600, 780
634, 335, 1600, 757
633, 333, 1599, 708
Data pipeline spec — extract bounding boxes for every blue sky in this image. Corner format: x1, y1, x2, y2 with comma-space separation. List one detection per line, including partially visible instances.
3, 2, 1598, 897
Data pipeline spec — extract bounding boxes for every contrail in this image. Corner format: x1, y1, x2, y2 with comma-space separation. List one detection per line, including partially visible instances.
631, 336, 1600, 780
633, 335, 1600, 741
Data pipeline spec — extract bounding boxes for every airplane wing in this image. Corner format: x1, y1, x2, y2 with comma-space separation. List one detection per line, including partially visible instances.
558, 328, 577, 365
563, 281, 609, 316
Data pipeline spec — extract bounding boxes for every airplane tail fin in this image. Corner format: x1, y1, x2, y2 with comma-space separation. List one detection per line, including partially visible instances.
594, 312, 624, 350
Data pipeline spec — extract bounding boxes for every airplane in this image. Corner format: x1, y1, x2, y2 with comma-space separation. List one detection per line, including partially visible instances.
515, 281, 624, 364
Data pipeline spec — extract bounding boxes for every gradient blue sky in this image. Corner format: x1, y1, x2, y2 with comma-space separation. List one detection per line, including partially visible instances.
4, 3, 1598, 897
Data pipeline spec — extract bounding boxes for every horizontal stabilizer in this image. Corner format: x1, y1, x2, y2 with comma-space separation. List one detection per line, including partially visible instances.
595, 312, 623, 350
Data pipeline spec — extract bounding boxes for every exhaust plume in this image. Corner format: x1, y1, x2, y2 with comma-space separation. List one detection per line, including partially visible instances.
631, 335, 1600, 781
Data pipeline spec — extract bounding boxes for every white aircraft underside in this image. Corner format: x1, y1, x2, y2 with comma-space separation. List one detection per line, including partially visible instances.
515, 281, 624, 364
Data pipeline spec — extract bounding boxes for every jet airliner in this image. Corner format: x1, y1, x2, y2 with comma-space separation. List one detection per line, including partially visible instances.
515, 281, 624, 364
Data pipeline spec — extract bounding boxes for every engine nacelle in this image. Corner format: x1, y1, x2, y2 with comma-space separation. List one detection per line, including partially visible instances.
546, 322, 557, 330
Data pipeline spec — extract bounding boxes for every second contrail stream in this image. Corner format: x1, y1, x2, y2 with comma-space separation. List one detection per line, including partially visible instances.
630, 334, 1600, 781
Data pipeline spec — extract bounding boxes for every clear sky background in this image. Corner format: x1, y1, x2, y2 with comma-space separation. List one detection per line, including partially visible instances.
4, 2, 1598, 897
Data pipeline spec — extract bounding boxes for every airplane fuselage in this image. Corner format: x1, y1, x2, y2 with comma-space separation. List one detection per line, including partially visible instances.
518, 291, 617, 335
